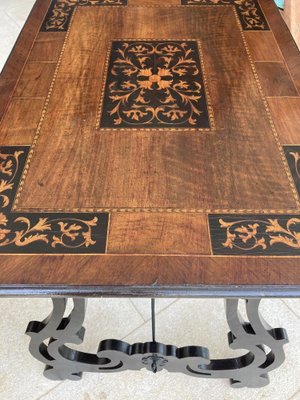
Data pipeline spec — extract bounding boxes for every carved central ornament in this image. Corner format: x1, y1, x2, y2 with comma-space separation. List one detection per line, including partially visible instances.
98, 40, 213, 130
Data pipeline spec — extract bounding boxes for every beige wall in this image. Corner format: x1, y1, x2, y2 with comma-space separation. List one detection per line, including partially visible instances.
282, 0, 300, 48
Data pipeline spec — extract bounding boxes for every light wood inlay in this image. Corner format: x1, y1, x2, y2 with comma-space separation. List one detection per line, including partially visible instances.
0, 0, 300, 291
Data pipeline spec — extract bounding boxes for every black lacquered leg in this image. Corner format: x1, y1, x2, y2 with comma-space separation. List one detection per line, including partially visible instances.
26, 298, 288, 387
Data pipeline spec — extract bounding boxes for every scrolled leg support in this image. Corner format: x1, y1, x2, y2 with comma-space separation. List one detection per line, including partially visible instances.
26, 298, 288, 387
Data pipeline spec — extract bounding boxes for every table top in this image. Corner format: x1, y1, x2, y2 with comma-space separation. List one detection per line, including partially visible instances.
0, 0, 300, 297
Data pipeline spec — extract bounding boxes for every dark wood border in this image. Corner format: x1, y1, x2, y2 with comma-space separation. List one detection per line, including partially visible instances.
1, 284, 299, 298
260, 0, 300, 92
0, 254, 300, 297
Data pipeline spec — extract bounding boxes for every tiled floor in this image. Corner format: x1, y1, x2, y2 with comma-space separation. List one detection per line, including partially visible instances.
0, 1, 300, 399
0, 298, 300, 400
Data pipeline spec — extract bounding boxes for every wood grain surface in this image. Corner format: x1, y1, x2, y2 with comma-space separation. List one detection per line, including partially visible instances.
11, 6, 298, 212
0, 0, 299, 296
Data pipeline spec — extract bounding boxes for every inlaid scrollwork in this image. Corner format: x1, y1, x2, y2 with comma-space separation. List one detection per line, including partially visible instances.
0, 213, 98, 249
220, 217, 300, 251
0, 149, 23, 208
99, 41, 211, 129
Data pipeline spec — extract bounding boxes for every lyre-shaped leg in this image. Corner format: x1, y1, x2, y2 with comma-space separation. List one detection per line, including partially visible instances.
25, 298, 288, 387
26, 298, 88, 380
224, 299, 288, 387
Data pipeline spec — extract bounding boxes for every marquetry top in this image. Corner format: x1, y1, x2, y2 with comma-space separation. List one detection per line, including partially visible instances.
0, 0, 300, 296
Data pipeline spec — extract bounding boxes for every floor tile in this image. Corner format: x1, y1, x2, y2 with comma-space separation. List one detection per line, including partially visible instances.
0, 0, 35, 71
0, 298, 59, 400
282, 299, 300, 319
127, 299, 245, 358
5, 0, 36, 28
130, 298, 178, 321
0, 0, 35, 12
31, 299, 300, 400
290, 388, 300, 400
0, 298, 144, 400
0, 11, 20, 72
69, 298, 145, 353
123, 299, 300, 400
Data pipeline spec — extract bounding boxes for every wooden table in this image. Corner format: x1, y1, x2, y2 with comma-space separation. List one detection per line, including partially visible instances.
0, 0, 299, 388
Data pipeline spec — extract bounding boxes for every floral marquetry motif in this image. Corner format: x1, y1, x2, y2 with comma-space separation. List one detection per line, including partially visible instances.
98, 40, 212, 130
181, 0, 269, 30
0, 147, 108, 253
209, 215, 300, 255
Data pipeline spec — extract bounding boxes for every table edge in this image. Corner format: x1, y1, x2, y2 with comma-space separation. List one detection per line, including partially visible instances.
0, 284, 299, 298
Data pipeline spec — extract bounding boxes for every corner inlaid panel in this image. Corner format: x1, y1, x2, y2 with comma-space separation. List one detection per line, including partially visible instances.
209, 214, 300, 256
181, 0, 269, 31
98, 40, 213, 130
41, 0, 128, 32
0, 147, 108, 253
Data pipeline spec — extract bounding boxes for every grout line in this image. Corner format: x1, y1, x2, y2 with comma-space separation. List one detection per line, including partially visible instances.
129, 298, 148, 322
142, 298, 180, 324
288, 388, 300, 400
148, 298, 179, 321
281, 299, 300, 321
3, 10, 22, 29
34, 382, 64, 400
121, 319, 150, 341
122, 299, 180, 341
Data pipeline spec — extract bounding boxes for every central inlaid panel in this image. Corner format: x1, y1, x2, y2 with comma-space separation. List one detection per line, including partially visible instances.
98, 40, 211, 130
13, 6, 298, 212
